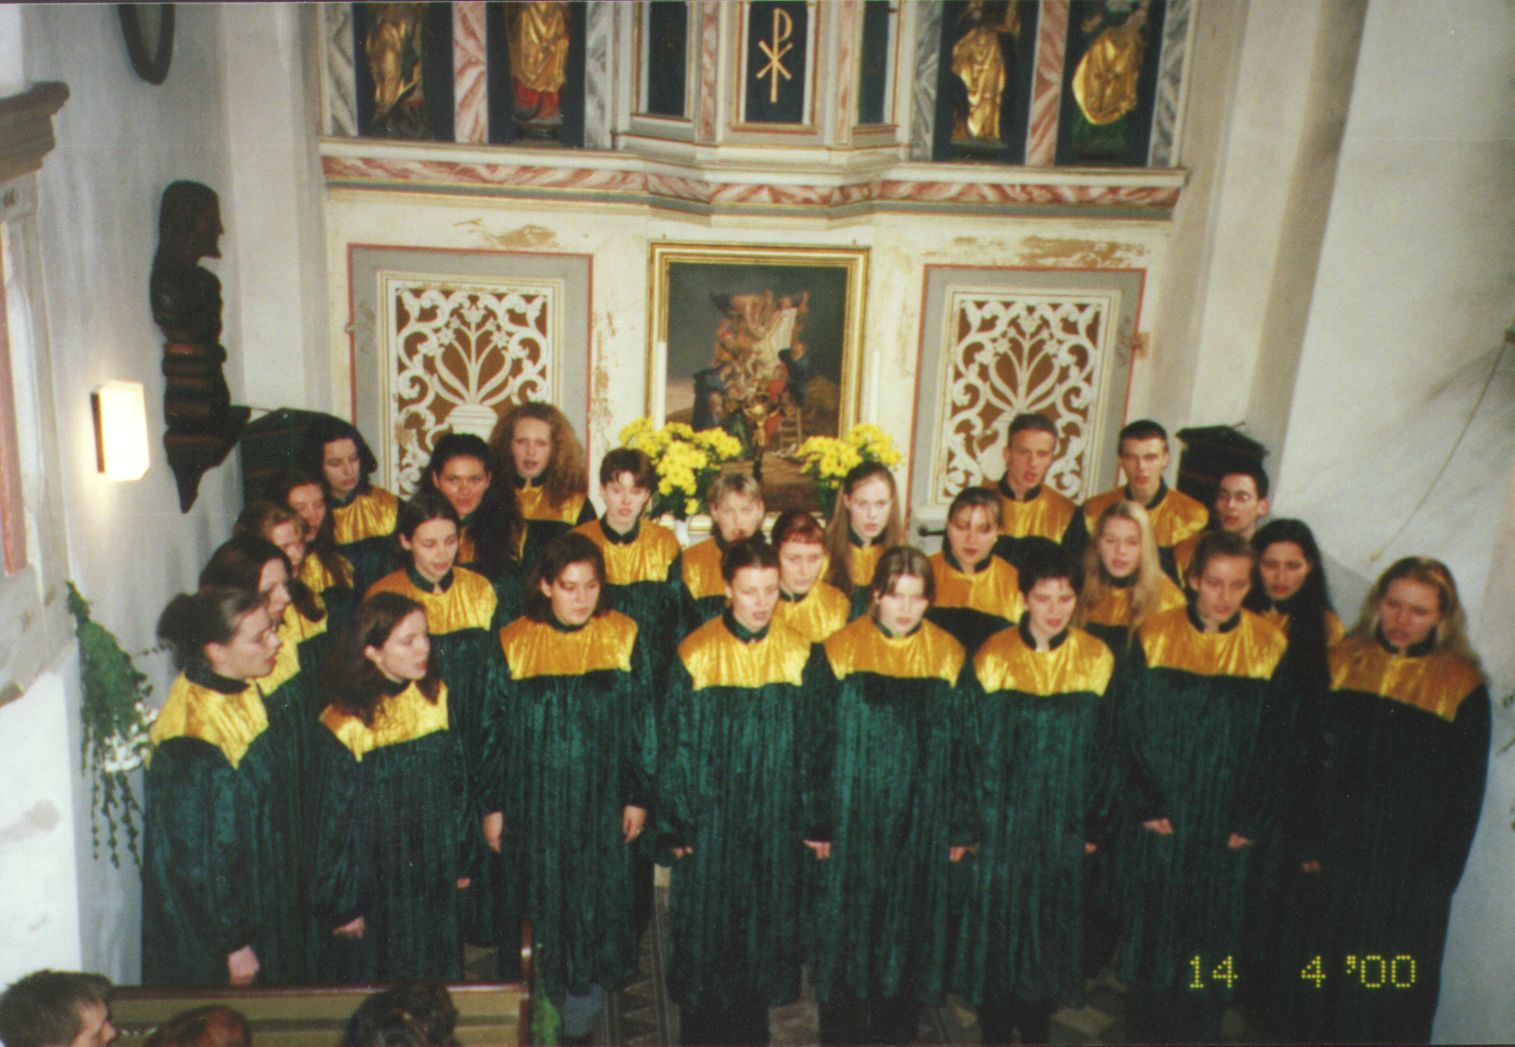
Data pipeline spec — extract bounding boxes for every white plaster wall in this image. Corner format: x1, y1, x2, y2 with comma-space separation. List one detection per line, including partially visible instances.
323, 191, 1174, 519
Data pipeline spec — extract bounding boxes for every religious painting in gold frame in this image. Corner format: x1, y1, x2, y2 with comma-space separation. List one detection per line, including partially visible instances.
646, 242, 869, 514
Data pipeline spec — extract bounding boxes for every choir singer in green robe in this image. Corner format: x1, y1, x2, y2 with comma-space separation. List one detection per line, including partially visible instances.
660, 538, 833, 1045
956, 546, 1114, 1044
1116, 531, 1289, 1042
143, 587, 284, 985
480, 533, 657, 1042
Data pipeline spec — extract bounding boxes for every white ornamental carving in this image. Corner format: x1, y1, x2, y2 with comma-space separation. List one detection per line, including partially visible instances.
386, 281, 556, 496
934, 290, 1110, 503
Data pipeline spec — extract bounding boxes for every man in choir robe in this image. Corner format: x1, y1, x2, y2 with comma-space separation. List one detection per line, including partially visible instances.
0, 971, 116, 1047
992, 412, 1082, 568
1078, 419, 1208, 581
1171, 462, 1271, 582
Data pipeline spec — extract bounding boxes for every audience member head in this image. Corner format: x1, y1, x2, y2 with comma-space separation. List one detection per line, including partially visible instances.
331, 593, 439, 726
771, 509, 826, 599
395, 491, 462, 585
943, 487, 1001, 572
599, 448, 656, 537
1116, 419, 1170, 503
0, 970, 114, 1047
299, 416, 378, 504
489, 402, 587, 504
157, 587, 279, 680
722, 538, 781, 633
525, 532, 610, 626
1352, 556, 1479, 666
143, 1005, 249, 1047
1002, 413, 1059, 499
867, 546, 934, 637
341, 981, 458, 1047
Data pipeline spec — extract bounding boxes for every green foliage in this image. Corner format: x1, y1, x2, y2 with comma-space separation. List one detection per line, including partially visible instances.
66, 581, 154, 867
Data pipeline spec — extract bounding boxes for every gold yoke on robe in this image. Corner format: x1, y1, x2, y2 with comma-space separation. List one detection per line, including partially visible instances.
773, 582, 851, 644
574, 519, 681, 586
516, 484, 588, 525
681, 538, 727, 601
149, 675, 269, 770
1137, 607, 1286, 681
497, 611, 639, 679
1328, 635, 1483, 723
300, 550, 354, 592
1082, 484, 1208, 550
997, 482, 1077, 541
366, 567, 498, 635
824, 616, 965, 684
331, 486, 399, 545
678, 617, 811, 690
321, 681, 451, 761
1083, 574, 1187, 629
975, 625, 1114, 698
929, 552, 1025, 622
848, 541, 884, 591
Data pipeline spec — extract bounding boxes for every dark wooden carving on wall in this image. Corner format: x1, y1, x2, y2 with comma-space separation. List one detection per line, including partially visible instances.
150, 181, 248, 512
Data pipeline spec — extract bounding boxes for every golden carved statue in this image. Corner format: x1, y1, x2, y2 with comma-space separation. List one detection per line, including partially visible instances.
1073, 2, 1149, 126
508, 0, 570, 123
364, 3, 427, 138
951, 0, 1021, 143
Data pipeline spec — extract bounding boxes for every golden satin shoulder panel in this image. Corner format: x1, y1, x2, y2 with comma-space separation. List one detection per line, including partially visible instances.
772, 582, 851, 644
677, 618, 812, 690
1138, 607, 1286, 681
280, 604, 328, 647
824, 616, 965, 684
1082, 575, 1186, 629
321, 682, 451, 761
849, 543, 883, 589
1173, 534, 1199, 581
997, 486, 1077, 540
681, 538, 727, 599
1328, 635, 1482, 723
254, 632, 303, 694
367, 567, 498, 634
149, 675, 269, 770
974, 626, 1114, 698
929, 553, 1025, 621
516, 485, 588, 525
575, 520, 681, 586
300, 551, 354, 592
332, 486, 399, 545
1259, 608, 1347, 647
1082, 487, 1208, 548
499, 611, 638, 679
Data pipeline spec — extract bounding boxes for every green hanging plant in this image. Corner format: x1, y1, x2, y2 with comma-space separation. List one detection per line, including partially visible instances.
66, 581, 156, 867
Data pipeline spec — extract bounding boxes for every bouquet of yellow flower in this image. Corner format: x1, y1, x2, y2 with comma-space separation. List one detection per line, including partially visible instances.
620, 417, 745, 519
796, 423, 903, 516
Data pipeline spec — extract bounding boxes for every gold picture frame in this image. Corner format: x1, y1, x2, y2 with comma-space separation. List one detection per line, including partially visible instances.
647, 241, 869, 514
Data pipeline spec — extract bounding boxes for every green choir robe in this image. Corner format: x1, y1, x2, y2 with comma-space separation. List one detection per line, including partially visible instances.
313, 681, 473, 981
367, 565, 502, 943
812, 616, 978, 1005
298, 548, 355, 636
574, 517, 683, 687
954, 621, 1115, 1008
992, 479, 1082, 569
142, 667, 298, 985
841, 535, 886, 617
678, 536, 729, 635
1115, 605, 1289, 999
659, 613, 832, 1009
330, 483, 399, 596
481, 611, 657, 1000
1303, 634, 1489, 1044
456, 510, 528, 623
514, 481, 594, 572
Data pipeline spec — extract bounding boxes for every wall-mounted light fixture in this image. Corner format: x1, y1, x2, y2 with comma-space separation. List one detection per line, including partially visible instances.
91, 380, 149, 481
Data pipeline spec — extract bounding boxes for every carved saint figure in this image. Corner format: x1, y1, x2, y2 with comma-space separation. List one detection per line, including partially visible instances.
1073, 0, 1149, 126
364, 3, 429, 139
508, 1, 570, 124
150, 181, 248, 510
951, 0, 1021, 143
